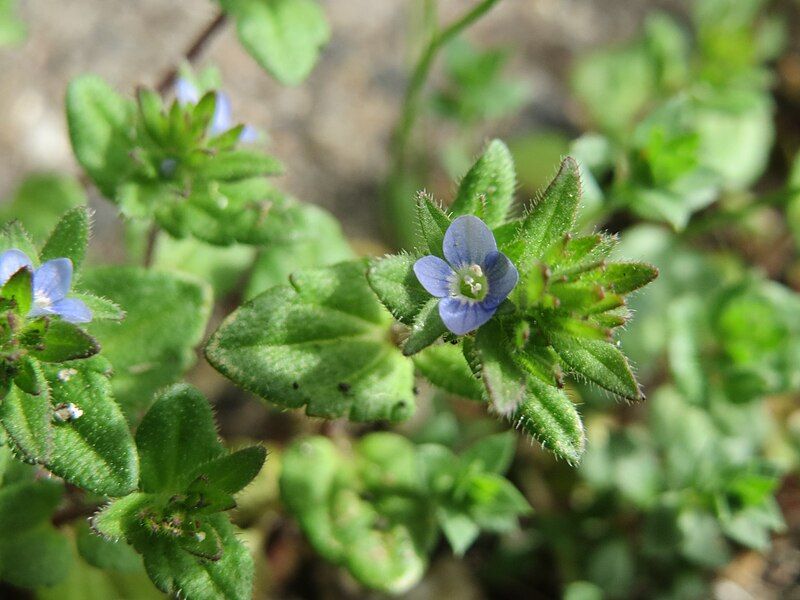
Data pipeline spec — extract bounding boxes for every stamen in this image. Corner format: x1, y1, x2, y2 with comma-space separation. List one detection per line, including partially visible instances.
470, 264, 483, 277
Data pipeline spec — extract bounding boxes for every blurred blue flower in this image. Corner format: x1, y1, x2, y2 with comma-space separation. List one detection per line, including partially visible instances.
175, 78, 257, 142
414, 215, 518, 335
0, 249, 91, 323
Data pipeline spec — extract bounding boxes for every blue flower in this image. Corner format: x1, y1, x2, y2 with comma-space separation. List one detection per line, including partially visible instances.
175, 78, 257, 142
414, 215, 518, 335
0, 249, 92, 324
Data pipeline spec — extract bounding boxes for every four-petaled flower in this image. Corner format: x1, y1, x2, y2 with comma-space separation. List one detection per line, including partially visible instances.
414, 215, 518, 335
175, 78, 258, 143
0, 249, 92, 323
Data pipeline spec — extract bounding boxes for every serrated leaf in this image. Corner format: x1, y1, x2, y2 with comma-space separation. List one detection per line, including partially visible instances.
140, 514, 253, 600
366, 253, 428, 324
207, 260, 415, 422
414, 192, 451, 257
188, 446, 266, 496
44, 362, 139, 496
66, 75, 134, 197
403, 297, 448, 356
548, 333, 642, 401
413, 343, 484, 401
29, 320, 100, 363
136, 384, 226, 494
40, 206, 90, 270
222, 0, 330, 86
515, 377, 585, 463
517, 157, 581, 263
451, 139, 516, 228
80, 267, 212, 420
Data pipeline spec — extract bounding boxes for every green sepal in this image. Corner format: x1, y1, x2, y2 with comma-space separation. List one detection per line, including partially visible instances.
403, 298, 448, 356
1, 265, 32, 316
451, 139, 516, 228
199, 150, 283, 181
584, 262, 659, 294
414, 191, 451, 257
39, 205, 90, 270
137, 87, 167, 144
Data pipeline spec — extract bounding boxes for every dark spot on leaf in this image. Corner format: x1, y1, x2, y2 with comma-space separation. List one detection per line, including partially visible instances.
338, 382, 351, 393
292, 381, 299, 390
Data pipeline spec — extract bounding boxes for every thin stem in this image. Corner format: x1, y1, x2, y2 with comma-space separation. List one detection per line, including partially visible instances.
155, 10, 228, 96
390, 0, 502, 173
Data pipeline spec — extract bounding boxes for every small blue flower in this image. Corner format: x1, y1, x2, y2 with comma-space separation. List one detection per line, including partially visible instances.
175, 78, 258, 142
0, 249, 92, 324
414, 215, 518, 335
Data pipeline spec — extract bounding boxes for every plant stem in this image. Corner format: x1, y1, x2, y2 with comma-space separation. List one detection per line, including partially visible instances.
390, 0, 502, 173
155, 10, 228, 96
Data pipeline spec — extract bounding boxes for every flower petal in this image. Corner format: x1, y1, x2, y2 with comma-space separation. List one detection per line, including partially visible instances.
33, 258, 72, 303
239, 125, 259, 144
414, 255, 453, 298
210, 91, 233, 135
0, 249, 32, 287
439, 297, 496, 335
443, 215, 497, 268
175, 77, 200, 104
483, 251, 519, 309
50, 298, 92, 324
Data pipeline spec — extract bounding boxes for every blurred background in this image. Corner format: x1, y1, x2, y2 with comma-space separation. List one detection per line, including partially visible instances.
3, 0, 800, 598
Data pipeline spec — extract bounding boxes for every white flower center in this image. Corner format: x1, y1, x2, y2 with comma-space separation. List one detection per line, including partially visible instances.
451, 263, 489, 302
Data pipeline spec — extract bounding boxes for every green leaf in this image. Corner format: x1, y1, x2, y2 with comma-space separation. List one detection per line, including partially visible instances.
136, 384, 226, 494
413, 344, 484, 401
28, 320, 100, 363
414, 191, 451, 257
66, 75, 134, 197
0, 480, 71, 588
2, 265, 32, 316
0, 0, 26, 46
438, 507, 480, 556
44, 361, 139, 496
80, 267, 212, 420
207, 260, 415, 422
0, 174, 86, 243
450, 139, 516, 228
200, 150, 283, 180
40, 206, 90, 270
515, 377, 585, 464
366, 253, 429, 324
14, 355, 44, 396
221, 0, 330, 86
548, 333, 642, 401
140, 514, 254, 600
188, 446, 267, 496
0, 381, 53, 462
516, 156, 581, 264
403, 298, 448, 356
